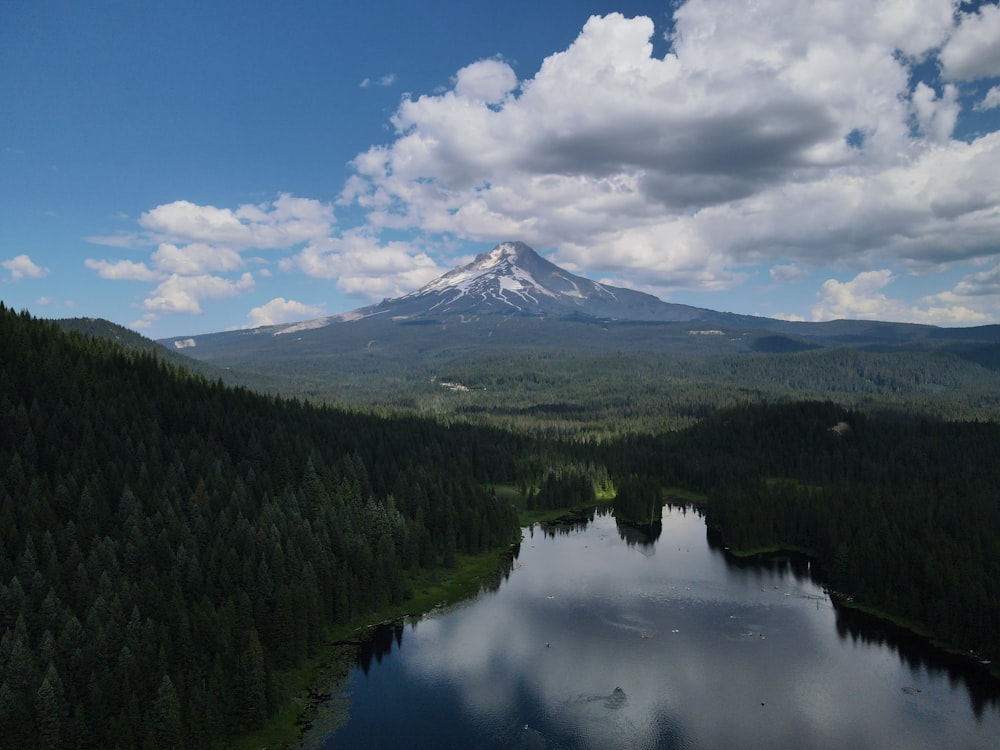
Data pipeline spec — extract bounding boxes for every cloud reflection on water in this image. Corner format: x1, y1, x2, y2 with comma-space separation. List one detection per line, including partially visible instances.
331, 507, 1000, 749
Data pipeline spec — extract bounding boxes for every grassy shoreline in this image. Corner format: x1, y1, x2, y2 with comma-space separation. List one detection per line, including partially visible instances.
231, 482, 620, 748
229, 484, 544, 749
227, 541, 522, 749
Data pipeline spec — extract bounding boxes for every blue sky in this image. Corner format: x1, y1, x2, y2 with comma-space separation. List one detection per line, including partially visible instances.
2, 0, 1000, 338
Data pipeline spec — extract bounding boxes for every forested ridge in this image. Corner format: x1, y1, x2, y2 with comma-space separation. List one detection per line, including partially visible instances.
606, 401, 1000, 664
0, 305, 521, 748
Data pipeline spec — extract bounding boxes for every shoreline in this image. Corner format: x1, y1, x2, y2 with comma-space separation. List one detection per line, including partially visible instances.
235, 494, 998, 747
228, 539, 522, 749
718, 540, 1000, 683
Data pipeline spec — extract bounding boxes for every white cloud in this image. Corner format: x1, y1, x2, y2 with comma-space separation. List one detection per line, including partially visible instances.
771, 312, 807, 322
143, 272, 254, 314
246, 297, 326, 328
129, 313, 158, 330
2, 254, 50, 280
141, 201, 251, 245
88, 2, 1000, 329
911, 81, 959, 142
140, 193, 333, 248
811, 269, 992, 325
940, 3, 1000, 81
454, 59, 518, 104
340, 2, 1000, 300
284, 230, 444, 300
88, 194, 337, 322
812, 269, 897, 320
151, 243, 244, 275
84, 258, 159, 281
975, 85, 1000, 111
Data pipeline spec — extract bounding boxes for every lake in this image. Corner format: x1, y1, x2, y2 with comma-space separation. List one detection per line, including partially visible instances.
304, 505, 1000, 749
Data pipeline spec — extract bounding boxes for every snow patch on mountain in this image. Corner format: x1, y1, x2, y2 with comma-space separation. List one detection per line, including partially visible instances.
277, 317, 333, 334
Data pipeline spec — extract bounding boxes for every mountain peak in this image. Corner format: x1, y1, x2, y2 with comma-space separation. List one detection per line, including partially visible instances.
341, 240, 706, 322
413, 241, 550, 300
477, 240, 534, 266
463, 241, 540, 277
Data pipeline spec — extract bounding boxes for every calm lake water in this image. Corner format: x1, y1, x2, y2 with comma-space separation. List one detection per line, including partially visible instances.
305, 505, 1000, 749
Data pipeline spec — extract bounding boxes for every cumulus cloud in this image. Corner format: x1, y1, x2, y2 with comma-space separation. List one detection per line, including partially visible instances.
88, 189, 452, 326
2, 254, 50, 280
940, 3, 1000, 81
140, 193, 334, 248
87, 194, 336, 319
911, 81, 959, 142
129, 313, 158, 330
976, 84, 1000, 111
85, 258, 159, 281
282, 230, 444, 299
454, 58, 518, 104
339, 1, 1000, 316
246, 297, 326, 328
89, 1, 1000, 329
812, 269, 991, 325
151, 243, 244, 275
143, 272, 255, 314
812, 269, 898, 320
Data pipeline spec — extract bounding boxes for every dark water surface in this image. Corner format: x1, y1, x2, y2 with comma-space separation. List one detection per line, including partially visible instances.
306, 506, 1000, 749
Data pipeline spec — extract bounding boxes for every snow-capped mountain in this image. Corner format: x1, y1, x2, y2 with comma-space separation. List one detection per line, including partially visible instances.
160, 240, 1000, 364
400, 241, 630, 317
290, 241, 723, 329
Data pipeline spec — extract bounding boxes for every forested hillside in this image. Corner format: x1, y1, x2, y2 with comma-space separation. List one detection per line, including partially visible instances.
0, 305, 521, 749
605, 401, 1000, 664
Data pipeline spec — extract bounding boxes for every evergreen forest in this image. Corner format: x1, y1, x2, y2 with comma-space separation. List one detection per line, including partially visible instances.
0, 306, 521, 748
2, 304, 999, 748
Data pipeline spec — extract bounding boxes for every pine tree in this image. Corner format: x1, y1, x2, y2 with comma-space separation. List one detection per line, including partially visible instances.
150, 674, 183, 750
35, 662, 69, 750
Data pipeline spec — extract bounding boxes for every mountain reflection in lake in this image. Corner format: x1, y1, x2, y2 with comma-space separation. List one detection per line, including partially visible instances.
306, 505, 1000, 750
